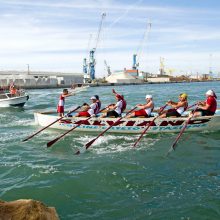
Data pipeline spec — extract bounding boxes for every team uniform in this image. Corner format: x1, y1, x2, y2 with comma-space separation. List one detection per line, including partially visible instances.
78, 102, 99, 117
107, 99, 124, 117
134, 106, 154, 117
196, 96, 217, 116
97, 101, 101, 112
57, 95, 65, 114
166, 104, 188, 117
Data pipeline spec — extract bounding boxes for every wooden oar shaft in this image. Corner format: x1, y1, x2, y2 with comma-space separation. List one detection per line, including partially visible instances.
75, 107, 137, 154
171, 117, 191, 150
47, 118, 90, 148
133, 118, 156, 148
22, 106, 81, 142
87, 107, 136, 147
47, 107, 107, 148
167, 105, 198, 155
85, 117, 121, 148
133, 104, 167, 148
186, 103, 196, 110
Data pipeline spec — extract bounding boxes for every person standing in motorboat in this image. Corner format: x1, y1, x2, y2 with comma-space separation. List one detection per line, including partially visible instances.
9, 84, 18, 96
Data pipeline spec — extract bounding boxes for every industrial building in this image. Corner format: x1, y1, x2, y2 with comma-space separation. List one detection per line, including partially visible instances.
0, 71, 83, 89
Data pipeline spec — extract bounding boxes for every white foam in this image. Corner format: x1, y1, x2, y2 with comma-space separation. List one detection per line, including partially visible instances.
73, 133, 161, 154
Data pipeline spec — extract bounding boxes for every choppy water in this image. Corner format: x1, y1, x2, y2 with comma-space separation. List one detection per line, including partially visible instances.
0, 82, 220, 220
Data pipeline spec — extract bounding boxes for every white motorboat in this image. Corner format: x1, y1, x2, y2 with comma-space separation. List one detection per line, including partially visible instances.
0, 91, 29, 107
69, 85, 89, 94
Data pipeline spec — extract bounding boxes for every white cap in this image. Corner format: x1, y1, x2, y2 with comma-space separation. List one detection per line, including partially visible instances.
206, 90, 214, 96
90, 96, 97, 100
145, 95, 152, 99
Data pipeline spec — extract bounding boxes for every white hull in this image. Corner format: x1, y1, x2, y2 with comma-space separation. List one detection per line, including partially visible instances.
34, 110, 220, 134
0, 93, 29, 107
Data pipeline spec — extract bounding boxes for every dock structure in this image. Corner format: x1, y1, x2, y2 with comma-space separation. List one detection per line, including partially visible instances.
0, 71, 84, 89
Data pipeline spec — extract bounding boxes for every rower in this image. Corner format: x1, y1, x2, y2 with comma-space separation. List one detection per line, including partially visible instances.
191, 90, 217, 117
101, 89, 126, 118
126, 94, 154, 118
159, 93, 188, 118
94, 95, 101, 112
75, 96, 99, 117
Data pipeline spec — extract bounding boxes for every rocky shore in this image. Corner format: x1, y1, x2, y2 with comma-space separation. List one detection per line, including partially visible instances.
0, 199, 59, 220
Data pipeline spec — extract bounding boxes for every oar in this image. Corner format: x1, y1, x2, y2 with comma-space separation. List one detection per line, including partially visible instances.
183, 103, 197, 113
133, 104, 168, 148
47, 107, 108, 148
22, 105, 81, 142
75, 106, 137, 155
166, 106, 198, 156
186, 103, 196, 110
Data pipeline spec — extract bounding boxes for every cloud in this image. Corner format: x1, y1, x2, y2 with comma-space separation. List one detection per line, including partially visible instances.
0, 0, 219, 76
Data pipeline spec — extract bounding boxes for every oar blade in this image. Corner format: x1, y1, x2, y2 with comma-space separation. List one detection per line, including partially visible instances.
133, 119, 154, 148
132, 104, 167, 148
85, 138, 96, 148
166, 114, 195, 156
75, 150, 80, 155
171, 140, 179, 151
79, 106, 137, 154
46, 113, 93, 149
22, 105, 81, 142
47, 137, 59, 148
22, 128, 45, 142
133, 140, 139, 148
75, 146, 86, 155
22, 137, 30, 142
166, 147, 173, 157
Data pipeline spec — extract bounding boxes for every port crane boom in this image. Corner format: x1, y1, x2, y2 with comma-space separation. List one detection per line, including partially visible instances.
104, 60, 111, 76
83, 13, 106, 82
133, 20, 151, 70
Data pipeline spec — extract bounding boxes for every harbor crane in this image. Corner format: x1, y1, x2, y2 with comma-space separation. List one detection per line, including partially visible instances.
83, 34, 92, 78
104, 60, 111, 76
133, 20, 152, 70
83, 13, 106, 83
159, 57, 165, 75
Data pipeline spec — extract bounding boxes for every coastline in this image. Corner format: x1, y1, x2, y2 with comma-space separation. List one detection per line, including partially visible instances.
16, 79, 219, 89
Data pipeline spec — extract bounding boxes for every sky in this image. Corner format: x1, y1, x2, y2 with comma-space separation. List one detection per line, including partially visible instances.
0, 0, 220, 77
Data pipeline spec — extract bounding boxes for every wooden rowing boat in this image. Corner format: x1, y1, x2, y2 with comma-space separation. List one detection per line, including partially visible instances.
34, 110, 220, 134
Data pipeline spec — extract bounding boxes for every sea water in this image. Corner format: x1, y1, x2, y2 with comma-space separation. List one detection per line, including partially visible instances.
0, 82, 219, 220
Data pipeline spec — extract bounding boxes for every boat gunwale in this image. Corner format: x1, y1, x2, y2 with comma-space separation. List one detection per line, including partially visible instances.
0, 94, 28, 102
35, 110, 220, 122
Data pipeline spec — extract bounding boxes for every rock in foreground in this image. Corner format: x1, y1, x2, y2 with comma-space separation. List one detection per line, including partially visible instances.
0, 199, 59, 220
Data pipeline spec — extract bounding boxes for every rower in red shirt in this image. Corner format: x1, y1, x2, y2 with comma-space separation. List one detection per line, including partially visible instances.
193, 89, 217, 117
